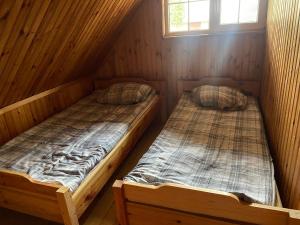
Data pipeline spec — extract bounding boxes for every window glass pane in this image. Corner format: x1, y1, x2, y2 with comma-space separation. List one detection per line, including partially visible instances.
239, 0, 259, 23
169, 3, 188, 32
189, 0, 210, 31
220, 0, 239, 24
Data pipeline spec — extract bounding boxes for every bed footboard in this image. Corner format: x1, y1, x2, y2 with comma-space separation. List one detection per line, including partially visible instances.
113, 181, 300, 225
0, 170, 79, 225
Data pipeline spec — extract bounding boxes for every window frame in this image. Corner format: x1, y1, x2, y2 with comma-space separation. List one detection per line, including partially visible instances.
162, 0, 267, 37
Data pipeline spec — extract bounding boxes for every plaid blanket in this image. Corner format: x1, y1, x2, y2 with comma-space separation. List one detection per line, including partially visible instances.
0, 91, 155, 192
125, 93, 275, 205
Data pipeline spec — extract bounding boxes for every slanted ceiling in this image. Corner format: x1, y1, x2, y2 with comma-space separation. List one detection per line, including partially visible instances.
0, 0, 141, 108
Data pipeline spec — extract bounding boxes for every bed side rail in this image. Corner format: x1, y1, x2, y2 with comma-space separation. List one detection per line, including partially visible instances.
113, 180, 300, 225
0, 170, 79, 225
72, 96, 160, 217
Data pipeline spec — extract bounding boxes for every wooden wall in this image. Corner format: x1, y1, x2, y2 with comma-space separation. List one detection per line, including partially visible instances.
0, 0, 141, 108
0, 77, 93, 145
260, 0, 300, 209
97, 0, 266, 112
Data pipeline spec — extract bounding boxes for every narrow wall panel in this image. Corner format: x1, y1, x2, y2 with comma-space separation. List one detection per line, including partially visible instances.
97, 0, 266, 112
260, 0, 300, 209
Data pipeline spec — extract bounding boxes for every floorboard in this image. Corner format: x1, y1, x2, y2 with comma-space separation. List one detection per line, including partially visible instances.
0, 123, 163, 225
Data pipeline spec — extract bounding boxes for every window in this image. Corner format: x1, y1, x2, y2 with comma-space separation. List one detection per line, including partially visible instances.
163, 0, 267, 37
220, 0, 260, 25
168, 0, 210, 32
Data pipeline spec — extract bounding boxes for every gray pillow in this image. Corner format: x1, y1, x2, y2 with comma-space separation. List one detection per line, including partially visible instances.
97, 82, 154, 105
192, 85, 248, 110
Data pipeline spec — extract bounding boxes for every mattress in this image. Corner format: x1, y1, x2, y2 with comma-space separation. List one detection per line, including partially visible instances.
0, 90, 156, 192
125, 93, 275, 205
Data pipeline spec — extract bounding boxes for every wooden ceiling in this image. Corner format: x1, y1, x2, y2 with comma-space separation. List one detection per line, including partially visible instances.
0, 0, 141, 108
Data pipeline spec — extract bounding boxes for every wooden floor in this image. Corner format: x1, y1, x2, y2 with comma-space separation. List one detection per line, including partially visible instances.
0, 123, 163, 225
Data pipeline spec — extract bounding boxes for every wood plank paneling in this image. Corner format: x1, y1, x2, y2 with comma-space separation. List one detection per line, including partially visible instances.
97, 0, 266, 112
0, 0, 142, 108
0, 77, 93, 145
260, 0, 300, 209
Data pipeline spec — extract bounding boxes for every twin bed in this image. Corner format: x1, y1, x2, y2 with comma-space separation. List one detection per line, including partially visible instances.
0, 78, 161, 225
113, 80, 300, 225
124, 92, 274, 205
0, 77, 299, 225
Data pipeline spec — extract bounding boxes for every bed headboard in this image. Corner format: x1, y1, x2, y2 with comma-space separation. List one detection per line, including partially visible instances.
177, 77, 260, 99
94, 77, 165, 94
94, 77, 167, 121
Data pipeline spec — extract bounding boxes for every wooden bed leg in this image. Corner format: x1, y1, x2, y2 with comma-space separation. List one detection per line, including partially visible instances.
113, 180, 128, 225
57, 187, 79, 225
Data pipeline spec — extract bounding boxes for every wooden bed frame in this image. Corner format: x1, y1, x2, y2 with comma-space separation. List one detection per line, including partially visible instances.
112, 78, 300, 225
0, 77, 162, 225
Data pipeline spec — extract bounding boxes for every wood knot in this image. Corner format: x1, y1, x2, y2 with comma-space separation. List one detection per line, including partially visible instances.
20, 29, 25, 36
0, 11, 9, 20
85, 193, 95, 201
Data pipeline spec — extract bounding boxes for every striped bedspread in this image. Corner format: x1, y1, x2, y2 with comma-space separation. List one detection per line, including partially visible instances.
0, 91, 155, 192
125, 93, 275, 205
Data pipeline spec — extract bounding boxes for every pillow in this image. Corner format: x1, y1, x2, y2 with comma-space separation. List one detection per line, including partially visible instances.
192, 85, 248, 110
97, 82, 154, 105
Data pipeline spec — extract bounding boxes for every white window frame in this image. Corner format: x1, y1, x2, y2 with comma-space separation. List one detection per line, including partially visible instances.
163, 0, 268, 37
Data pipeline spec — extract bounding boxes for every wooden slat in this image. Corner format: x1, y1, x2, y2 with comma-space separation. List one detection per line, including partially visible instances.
14, 0, 73, 100
0, 1, 24, 58
260, 0, 300, 209
0, 0, 142, 108
75, 0, 143, 77
1, 0, 51, 106
121, 182, 300, 225
127, 203, 239, 225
